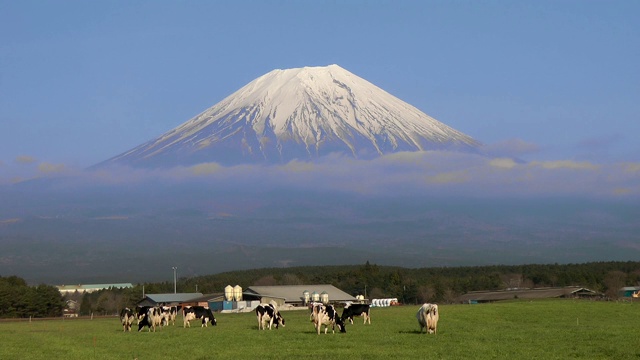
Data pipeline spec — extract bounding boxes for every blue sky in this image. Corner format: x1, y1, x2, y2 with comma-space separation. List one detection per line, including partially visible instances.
1, 1, 639, 190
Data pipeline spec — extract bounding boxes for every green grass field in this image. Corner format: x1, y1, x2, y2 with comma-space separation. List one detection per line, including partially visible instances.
1, 299, 639, 359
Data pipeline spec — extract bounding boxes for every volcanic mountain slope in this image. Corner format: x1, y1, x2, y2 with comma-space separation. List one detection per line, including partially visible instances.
102, 64, 480, 167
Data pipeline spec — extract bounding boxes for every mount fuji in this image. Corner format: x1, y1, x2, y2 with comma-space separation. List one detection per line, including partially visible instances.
101, 64, 480, 167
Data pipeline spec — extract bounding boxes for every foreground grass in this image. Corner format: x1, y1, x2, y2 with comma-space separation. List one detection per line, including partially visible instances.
1, 299, 639, 359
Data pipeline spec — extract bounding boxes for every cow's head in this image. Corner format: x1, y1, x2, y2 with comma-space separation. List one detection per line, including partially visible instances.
336, 317, 347, 333
276, 312, 285, 328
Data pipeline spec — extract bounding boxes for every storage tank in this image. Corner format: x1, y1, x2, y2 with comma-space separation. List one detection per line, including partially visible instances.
311, 291, 320, 302
320, 291, 329, 304
224, 285, 234, 301
303, 290, 310, 305
233, 285, 243, 301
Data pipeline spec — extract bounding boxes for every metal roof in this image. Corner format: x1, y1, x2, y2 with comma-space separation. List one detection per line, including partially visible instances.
456, 287, 599, 303
141, 293, 203, 304
245, 285, 356, 303
57, 283, 133, 291
183, 293, 225, 303
621, 286, 640, 291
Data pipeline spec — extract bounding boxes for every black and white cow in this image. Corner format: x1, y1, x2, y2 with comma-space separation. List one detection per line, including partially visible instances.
341, 303, 371, 325
255, 303, 285, 330
120, 308, 135, 332
136, 306, 152, 324
160, 306, 178, 326
183, 306, 217, 328
310, 303, 346, 334
138, 306, 163, 332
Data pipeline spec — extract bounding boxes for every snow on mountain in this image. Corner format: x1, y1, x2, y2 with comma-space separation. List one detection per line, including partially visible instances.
102, 64, 480, 167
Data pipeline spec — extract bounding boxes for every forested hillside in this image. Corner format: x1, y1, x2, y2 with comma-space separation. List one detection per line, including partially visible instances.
175, 261, 640, 304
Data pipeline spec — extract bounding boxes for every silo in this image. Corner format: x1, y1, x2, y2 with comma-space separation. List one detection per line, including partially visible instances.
224, 285, 234, 301
303, 290, 310, 305
233, 285, 243, 301
320, 291, 329, 304
311, 291, 320, 302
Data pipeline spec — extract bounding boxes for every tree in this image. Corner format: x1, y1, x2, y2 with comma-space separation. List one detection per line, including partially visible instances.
603, 271, 626, 299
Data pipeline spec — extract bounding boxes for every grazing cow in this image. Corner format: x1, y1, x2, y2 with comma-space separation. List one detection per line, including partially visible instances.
416, 303, 439, 334
183, 306, 217, 328
255, 303, 286, 330
341, 303, 371, 325
160, 306, 178, 326
120, 308, 135, 332
310, 303, 346, 334
138, 306, 163, 332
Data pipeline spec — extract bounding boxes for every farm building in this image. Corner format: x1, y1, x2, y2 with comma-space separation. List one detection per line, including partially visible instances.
456, 287, 602, 304
57, 283, 133, 294
135, 285, 358, 312
137, 293, 203, 307
182, 293, 226, 308
244, 284, 357, 307
619, 286, 640, 298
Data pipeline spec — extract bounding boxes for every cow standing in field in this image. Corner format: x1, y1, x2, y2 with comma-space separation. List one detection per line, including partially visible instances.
160, 306, 178, 326
136, 306, 152, 325
255, 303, 285, 330
310, 303, 346, 334
138, 306, 163, 332
183, 306, 217, 328
416, 303, 439, 334
120, 308, 135, 332
341, 303, 371, 325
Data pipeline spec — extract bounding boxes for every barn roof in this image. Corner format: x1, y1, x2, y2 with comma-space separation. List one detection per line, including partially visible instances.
184, 293, 225, 303
456, 287, 600, 303
57, 283, 133, 293
245, 285, 356, 303
138, 293, 203, 306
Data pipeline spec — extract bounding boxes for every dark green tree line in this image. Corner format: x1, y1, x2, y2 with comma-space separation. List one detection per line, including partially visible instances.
0, 276, 64, 318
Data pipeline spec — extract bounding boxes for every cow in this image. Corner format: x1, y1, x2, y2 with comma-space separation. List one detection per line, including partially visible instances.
183, 306, 217, 328
120, 308, 135, 332
255, 303, 285, 330
310, 303, 346, 334
138, 306, 163, 332
136, 306, 152, 325
416, 303, 439, 334
341, 303, 371, 325
160, 306, 178, 326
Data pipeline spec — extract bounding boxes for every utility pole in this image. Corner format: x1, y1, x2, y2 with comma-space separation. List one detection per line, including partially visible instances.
172, 267, 177, 294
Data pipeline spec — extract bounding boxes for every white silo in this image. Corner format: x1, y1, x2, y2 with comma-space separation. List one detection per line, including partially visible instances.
233, 285, 243, 301
320, 291, 329, 304
224, 285, 234, 301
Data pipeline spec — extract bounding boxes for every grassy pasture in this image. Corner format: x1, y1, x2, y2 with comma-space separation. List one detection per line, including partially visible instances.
1, 299, 639, 359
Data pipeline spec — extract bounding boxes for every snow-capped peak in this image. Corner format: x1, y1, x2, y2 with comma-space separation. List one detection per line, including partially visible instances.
103, 65, 480, 167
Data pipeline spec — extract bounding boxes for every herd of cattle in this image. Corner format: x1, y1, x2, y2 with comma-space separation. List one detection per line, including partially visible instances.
120, 305, 217, 332
120, 302, 439, 335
